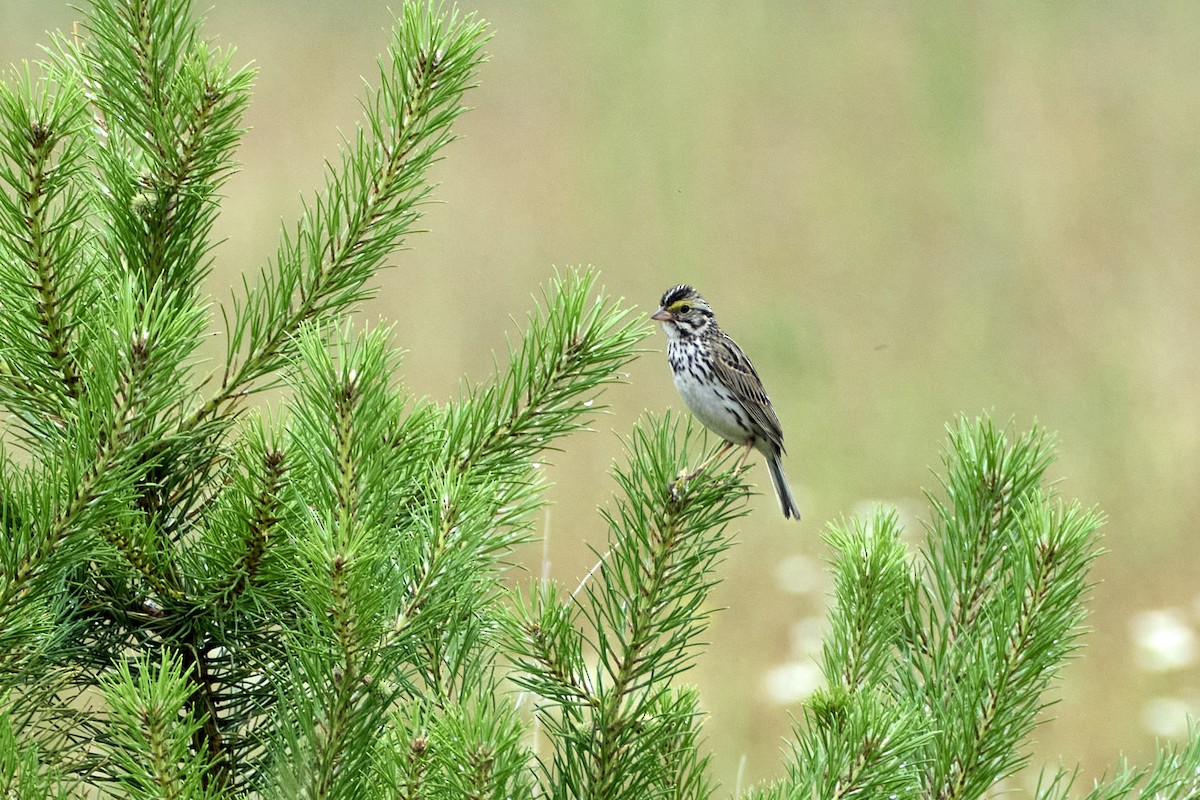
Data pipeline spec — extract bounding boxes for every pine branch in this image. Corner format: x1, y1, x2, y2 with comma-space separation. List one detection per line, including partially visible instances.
96, 650, 218, 800
789, 685, 930, 800
919, 422, 1103, 800
820, 508, 910, 691
0, 65, 92, 425
209, 442, 287, 609
213, 4, 488, 419
775, 510, 932, 799
445, 269, 644, 503
0, 325, 148, 612
509, 414, 747, 799
781, 417, 1105, 800
68, 0, 253, 297
0, 712, 71, 799
383, 699, 533, 800
3, 3, 493, 792
1034, 724, 1200, 800
923, 419, 1054, 644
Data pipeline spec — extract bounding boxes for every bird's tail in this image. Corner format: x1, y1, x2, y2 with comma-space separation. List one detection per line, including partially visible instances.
767, 450, 801, 521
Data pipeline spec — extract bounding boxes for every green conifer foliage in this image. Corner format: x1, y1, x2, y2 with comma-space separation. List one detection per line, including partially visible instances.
1, 2, 1197, 798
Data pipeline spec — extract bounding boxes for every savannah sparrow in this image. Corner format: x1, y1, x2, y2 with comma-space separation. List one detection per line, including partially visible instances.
652, 284, 801, 520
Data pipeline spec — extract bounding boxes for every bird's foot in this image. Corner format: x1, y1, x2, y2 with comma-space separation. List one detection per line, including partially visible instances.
668, 466, 705, 501
668, 471, 687, 502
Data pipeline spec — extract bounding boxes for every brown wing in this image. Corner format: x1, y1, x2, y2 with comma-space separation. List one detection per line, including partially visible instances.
708, 332, 786, 453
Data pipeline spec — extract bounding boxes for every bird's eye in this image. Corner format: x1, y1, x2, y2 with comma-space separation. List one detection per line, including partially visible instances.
679, 304, 691, 314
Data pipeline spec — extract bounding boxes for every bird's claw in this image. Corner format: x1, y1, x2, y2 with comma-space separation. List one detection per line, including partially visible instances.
668, 467, 702, 502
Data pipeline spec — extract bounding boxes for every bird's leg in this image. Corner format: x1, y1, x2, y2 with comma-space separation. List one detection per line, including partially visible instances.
735, 441, 756, 470
686, 441, 735, 481
670, 441, 735, 500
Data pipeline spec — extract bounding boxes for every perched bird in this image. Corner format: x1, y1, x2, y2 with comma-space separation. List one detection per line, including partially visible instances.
652, 284, 801, 520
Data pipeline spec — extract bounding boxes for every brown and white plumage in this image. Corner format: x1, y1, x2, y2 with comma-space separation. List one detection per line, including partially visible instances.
652, 284, 801, 520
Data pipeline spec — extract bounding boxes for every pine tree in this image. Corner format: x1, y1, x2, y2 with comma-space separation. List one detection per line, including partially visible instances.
1, 2, 1197, 798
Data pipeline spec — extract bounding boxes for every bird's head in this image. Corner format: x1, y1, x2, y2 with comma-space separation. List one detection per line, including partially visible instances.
652, 284, 715, 339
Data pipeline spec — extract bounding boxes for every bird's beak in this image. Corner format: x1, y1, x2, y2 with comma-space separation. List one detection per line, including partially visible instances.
651, 307, 673, 322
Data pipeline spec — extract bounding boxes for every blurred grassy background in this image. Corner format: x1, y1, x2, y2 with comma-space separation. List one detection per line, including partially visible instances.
5, 0, 1200, 791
